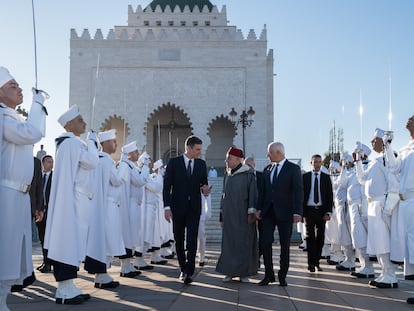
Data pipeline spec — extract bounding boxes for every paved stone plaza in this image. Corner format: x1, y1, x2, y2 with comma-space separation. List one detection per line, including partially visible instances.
6, 243, 414, 310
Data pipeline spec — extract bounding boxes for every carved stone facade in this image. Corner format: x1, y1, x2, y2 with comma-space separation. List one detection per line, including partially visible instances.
69, 1, 274, 171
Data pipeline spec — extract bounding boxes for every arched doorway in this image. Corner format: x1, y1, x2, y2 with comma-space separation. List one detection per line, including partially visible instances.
146, 102, 193, 164
205, 115, 236, 175
100, 115, 130, 161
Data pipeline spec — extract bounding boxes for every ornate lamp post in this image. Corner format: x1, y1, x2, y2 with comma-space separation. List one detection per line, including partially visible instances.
229, 106, 255, 155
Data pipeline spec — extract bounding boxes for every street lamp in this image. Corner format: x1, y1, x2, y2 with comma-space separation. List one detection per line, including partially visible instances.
229, 106, 255, 155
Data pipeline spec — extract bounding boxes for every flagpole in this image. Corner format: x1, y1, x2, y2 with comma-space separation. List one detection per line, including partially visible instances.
359, 89, 363, 142
157, 120, 161, 159
388, 73, 393, 131
123, 88, 127, 146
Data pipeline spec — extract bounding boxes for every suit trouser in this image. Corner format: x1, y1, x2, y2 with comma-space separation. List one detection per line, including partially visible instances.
304, 207, 325, 267
36, 212, 52, 265
173, 207, 200, 276
259, 208, 292, 280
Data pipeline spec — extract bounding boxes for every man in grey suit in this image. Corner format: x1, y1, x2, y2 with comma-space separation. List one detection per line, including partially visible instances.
256, 142, 303, 286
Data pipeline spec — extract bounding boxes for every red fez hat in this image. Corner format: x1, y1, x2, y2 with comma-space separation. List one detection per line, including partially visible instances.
227, 147, 244, 158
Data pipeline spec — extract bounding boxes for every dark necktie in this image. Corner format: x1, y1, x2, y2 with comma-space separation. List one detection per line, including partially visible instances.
187, 159, 192, 177
314, 173, 319, 204
272, 164, 279, 184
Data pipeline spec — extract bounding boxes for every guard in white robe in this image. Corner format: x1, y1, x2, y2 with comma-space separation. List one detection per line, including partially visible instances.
0, 67, 46, 311
118, 142, 150, 275
340, 151, 374, 278
142, 157, 167, 265
84, 129, 123, 289
44, 105, 99, 304
382, 121, 414, 278
355, 130, 398, 288
324, 162, 343, 265
197, 194, 212, 266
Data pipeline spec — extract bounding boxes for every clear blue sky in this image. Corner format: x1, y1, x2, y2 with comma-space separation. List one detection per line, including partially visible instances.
1, 0, 413, 170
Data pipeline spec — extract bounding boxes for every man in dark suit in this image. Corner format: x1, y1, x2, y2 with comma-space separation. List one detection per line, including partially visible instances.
163, 135, 211, 284
36, 155, 53, 273
256, 142, 303, 286
303, 154, 333, 272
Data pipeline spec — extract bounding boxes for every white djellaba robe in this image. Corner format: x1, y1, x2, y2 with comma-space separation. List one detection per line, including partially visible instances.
385, 141, 414, 274
356, 154, 388, 255
98, 152, 125, 259
341, 167, 368, 250
0, 102, 45, 283
324, 174, 340, 246
332, 171, 352, 247
144, 172, 164, 249
44, 133, 99, 267
118, 158, 149, 252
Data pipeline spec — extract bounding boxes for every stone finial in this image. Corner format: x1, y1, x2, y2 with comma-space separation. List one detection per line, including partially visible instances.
193, 5, 200, 13
221, 5, 227, 14
136, 5, 143, 13
158, 29, 168, 40
236, 29, 244, 40
70, 29, 79, 39
164, 5, 172, 13
154, 5, 162, 13
119, 29, 129, 40
94, 29, 104, 40
132, 29, 143, 40
173, 5, 180, 13
128, 5, 134, 14
247, 29, 257, 40
201, 5, 210, 13
183, 5, 191, 13
81, 29, 91, 39
145, 29, 156, 41
260, 24, 267, 40
211, 6, 219, 13
107, 29, 115, 40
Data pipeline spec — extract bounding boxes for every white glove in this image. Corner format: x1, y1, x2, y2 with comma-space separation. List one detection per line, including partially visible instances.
32, 88, 45, 106
382, 134, 392, 146
87, 131, 99, 150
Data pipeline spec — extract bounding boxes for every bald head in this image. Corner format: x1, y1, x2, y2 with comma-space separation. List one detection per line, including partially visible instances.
267, 142, 285, 163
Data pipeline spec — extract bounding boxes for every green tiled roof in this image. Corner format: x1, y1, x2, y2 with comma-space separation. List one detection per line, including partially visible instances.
146, 0, 214, 12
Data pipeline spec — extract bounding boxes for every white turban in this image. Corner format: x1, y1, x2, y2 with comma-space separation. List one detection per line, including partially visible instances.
58, 105, 80, 127
0, 67, 14, 88
98, 129, 116, 143
122, 141, 137, 154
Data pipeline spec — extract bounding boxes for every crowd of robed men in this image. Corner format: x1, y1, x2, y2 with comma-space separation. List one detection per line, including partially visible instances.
2, 65, 414, 309
0, 67, 216, 309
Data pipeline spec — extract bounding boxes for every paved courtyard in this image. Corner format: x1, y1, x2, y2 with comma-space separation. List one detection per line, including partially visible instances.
7, 243, 414, 310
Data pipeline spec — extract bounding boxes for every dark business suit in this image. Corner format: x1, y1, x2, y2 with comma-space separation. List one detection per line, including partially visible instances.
257, 160, 303, 283
37, 170, 53, 267
303, 171, 333, 269
163, 155, 208, 277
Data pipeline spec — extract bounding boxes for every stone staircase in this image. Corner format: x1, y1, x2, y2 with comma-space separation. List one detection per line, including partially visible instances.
205, 177, 223, 244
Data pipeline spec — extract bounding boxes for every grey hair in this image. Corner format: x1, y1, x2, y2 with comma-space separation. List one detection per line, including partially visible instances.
268, 142, 285, 155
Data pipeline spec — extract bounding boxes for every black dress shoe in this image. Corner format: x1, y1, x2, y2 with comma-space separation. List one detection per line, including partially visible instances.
407, 297, 414, 304
258, 276, 275, 286
316, 265, 323, 272
184, 275, 193, 284
38, 264, 52, 273
278, 278, 287, 286
120, 271, 140, 278
36, 263, 45, 271
55, 294, 85, 305
199, 262, 205, 267
164, 252, 175, 259
80, 294, 91, 301
405, 274, 414, 280
369, 280, 398, 288
336, 264, 355, 271
151, 259, 168, 265
308, 265, 315, 272
11, 272, 36, 292
95, 281, 120, 289
135, 265, 154, 271
350, 272, 375, 278
327, 259, 339, 265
